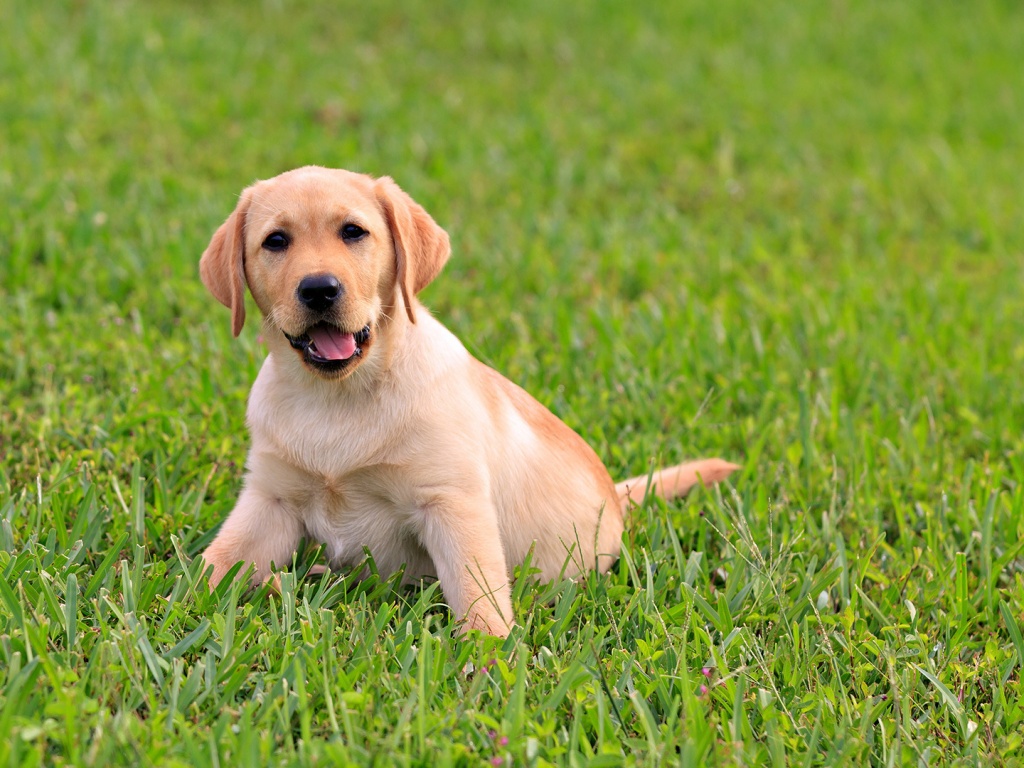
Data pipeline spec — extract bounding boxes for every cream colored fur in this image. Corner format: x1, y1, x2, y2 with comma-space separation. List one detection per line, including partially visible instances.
198, 166, 739, 636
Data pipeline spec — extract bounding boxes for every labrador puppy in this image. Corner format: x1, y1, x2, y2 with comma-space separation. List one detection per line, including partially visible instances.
198, 166, 738, 636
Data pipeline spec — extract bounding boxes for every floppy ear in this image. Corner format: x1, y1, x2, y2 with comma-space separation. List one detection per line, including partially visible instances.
375, 176, 451, 324
199, 188, 252, 337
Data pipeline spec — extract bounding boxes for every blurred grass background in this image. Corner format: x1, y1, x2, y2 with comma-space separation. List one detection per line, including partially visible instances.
2, 0, 1024, 764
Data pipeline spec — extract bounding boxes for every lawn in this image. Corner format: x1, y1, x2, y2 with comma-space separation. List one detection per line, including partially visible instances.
2, 0, 1024, 764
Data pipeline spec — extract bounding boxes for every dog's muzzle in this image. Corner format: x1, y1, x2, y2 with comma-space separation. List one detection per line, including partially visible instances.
284, 323, 371, 372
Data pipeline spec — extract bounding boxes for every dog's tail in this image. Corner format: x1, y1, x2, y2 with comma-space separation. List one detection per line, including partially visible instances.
615, 458, 740, 511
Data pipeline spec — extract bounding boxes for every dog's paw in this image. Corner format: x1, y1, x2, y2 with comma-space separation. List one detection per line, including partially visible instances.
460, 608, 515, 638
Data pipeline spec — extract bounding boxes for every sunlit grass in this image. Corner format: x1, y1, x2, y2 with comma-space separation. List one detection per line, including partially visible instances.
2, 0, 1023, 764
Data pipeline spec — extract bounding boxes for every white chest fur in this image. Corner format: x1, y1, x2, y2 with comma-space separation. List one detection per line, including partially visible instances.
240, 319, 476, 578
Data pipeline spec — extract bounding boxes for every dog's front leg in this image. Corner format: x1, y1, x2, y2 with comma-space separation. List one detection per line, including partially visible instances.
418, 497, 514, 637
200, 483, 303, 589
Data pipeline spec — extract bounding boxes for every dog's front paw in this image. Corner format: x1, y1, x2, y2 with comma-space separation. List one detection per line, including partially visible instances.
198, 551, 234, 590
198, 544, 265, 591
460, 607, 514, 638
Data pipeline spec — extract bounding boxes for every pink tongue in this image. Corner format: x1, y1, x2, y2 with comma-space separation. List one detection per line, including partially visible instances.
308, 326, 356, 360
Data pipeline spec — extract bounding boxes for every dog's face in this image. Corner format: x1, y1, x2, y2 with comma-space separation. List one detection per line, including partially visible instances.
243, 169, 389, 379
200, 167, 450, 380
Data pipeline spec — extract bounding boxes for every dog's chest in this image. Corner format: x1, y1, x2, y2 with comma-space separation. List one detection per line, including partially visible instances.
299, 466, 432, 577
271, 413, 389, 479
248, 363, 407, 478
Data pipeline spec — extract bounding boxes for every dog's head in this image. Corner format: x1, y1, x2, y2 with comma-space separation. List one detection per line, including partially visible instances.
200, 166, 450, 379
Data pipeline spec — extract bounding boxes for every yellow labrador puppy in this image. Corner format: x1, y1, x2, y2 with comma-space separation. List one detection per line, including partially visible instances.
199, 166, 738, 636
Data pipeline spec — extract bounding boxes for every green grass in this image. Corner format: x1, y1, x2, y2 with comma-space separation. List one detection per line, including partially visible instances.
2, 0, 1024, 764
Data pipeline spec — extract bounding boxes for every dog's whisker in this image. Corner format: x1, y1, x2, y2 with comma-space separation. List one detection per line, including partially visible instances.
247, 193, 282, 217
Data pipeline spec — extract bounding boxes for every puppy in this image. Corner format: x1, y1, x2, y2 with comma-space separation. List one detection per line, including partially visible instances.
198, 166, 738, 636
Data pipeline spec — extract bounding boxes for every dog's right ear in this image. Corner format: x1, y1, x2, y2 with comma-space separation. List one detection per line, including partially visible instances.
200, 188, 253, 337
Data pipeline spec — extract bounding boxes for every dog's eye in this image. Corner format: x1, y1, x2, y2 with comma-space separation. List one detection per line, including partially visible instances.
262, 231, 290, 252
340, 223, 368, 242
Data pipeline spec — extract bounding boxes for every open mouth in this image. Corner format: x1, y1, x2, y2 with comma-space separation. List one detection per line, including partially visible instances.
284, 323, 371, 373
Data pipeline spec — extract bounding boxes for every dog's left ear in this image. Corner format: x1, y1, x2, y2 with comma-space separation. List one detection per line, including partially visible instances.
375, 177, 451, 324
200, 187, 253, 337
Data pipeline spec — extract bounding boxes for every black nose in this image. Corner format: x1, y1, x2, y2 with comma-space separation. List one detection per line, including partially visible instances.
297, 274, 342, 312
